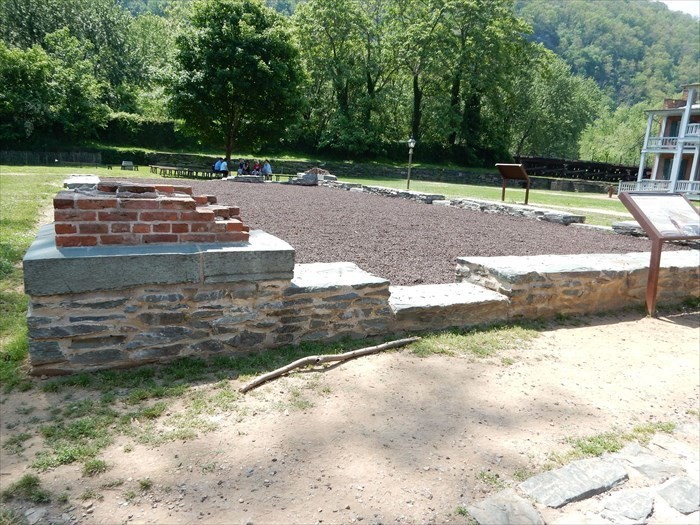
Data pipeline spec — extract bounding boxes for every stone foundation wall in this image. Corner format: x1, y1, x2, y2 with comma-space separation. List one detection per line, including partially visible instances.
456, 251, 700, 319
24, 224, 391, 375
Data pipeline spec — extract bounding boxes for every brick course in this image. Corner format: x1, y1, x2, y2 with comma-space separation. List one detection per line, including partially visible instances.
54, 182, 249, 247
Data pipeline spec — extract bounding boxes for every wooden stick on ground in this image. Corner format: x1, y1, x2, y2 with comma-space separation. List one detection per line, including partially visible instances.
239, 337, 421, 393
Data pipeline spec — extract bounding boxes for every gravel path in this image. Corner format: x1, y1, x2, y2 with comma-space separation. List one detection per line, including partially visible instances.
183, 180, 669, 286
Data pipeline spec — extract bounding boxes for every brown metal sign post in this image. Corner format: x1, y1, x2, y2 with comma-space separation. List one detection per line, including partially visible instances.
618, 192, 700, 316
496, 164, 531, 205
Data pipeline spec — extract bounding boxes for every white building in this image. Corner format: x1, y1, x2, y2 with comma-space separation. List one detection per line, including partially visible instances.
620, 82, 700, 195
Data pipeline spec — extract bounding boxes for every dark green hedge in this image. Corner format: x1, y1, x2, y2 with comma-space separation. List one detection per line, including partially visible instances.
97, 113, 192, 150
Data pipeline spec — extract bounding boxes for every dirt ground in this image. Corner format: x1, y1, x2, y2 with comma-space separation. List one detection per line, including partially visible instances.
1, 309, 698, 524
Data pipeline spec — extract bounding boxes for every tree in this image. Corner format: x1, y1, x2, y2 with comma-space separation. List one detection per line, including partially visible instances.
169, 0, 304, 159
292, 0, 400, 154
0, 35, 108, 143
0, 0, 138, 109
0, 43, 55, 142
507, 49, 604, 159
578, 101, 651, 165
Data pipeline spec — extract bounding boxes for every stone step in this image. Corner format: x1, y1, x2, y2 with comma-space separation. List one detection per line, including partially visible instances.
389, 282, 509, 332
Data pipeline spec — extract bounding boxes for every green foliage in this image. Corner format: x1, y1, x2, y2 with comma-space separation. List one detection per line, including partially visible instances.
507, 48, 606, 158
515, 0, 700, 106
0, 0, 138, 102
169, 0, 305, 158
98, 112, 189, 149
82, 459, 109, 477
0, 43, 55, 142
579, 101, 652, 165
0, 474, 51, 504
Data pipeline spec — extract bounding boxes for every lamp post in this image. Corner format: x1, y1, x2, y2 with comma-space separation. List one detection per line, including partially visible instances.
406, 137, 416, 190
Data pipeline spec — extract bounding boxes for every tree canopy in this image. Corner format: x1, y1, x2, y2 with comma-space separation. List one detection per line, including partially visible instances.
169, 0, 304, 159
0, 0, 696, 165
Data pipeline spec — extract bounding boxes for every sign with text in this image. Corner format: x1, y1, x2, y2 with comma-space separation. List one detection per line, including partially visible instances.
619, 192, 700, 315
495, 163, 531, 205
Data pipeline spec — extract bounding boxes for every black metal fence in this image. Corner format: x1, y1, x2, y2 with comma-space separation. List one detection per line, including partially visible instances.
0, 151, 102, 166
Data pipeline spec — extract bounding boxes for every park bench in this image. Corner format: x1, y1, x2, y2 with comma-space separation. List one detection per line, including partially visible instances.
149, 165, 220, 179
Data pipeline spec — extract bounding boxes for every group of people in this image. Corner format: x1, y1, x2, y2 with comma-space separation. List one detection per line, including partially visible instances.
236, 158, 272, 178
212, 158, 273, 179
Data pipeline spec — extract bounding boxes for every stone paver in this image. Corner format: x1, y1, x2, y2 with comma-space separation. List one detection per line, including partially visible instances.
600, 489, 654, 524
657, 477, 700, 515
467, 423, 700, 525
519, 458, 628, 508
467, 489, 544, 525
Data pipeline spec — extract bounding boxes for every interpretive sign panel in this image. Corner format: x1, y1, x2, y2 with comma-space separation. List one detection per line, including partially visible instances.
619, 192, 700, 315
619, 192, 700, 240
496, 163, 531, 205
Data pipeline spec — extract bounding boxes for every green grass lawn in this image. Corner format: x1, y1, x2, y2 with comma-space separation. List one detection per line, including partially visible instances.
0, 166, 156, 389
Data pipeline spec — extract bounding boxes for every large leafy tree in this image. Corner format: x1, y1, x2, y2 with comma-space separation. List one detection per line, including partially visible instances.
507, 49, 604, 158
292, 0, 400, 154
0, 0, 138, 108
169, 0, 304, 159
0, 43, 54, 142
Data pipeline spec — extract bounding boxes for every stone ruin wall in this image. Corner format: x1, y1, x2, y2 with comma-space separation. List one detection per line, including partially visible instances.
26, 264, 391, 376
22, 180, 700, 375
53, 181, 249, 247
24, 181, 393, 375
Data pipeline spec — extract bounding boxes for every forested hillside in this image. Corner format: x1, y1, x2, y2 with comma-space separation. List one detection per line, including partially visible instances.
515, 0, 699, 106
0, 0, 697, 166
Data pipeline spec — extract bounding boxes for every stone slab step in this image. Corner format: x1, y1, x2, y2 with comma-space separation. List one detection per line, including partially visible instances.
519, 457, 628, 508
389, 282, 509, 332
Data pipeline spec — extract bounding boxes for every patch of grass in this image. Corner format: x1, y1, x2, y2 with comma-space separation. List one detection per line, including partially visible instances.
455, 505, 468, 516
550, 421, 677, 468
100, 479, 125, 489
411, 324, 538, 358
2, 432, 32, 455
568, 431, 625, 457
14, 406, 34, 416
138, 478, 153, 491
33, 411, 117, 470
82, 459, 109, 477
0, 506, 27, 525
0, 474, 51, 504
512, 468, 534, 482
123, 490, 137, 502
476, 470, 506, 490
628, 421, 675, 444
78, 488, 103, 501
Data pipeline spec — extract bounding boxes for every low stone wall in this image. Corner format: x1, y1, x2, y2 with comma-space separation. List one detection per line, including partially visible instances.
24, 226, 392, 375
456, 251, 700, 319
322, 182, 585, 225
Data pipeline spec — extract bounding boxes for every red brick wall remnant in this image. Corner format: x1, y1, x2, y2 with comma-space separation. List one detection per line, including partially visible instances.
54, 182, 250, 247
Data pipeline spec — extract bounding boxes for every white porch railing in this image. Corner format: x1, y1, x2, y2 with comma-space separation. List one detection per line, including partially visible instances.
687, 123, 700, 136
618, 180, 700, 194
675, 180, 700, 193
618, 180, 672, 193
647, 137, 678, 148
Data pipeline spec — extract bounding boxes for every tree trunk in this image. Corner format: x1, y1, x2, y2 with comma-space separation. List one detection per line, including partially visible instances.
225, 125, 234, 163
448, 73, 461, 145
411, 74, 422, 140
460, 92, 481, 149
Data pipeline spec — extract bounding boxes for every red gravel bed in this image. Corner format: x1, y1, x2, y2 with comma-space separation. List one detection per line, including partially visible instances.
127, 178, 676, 286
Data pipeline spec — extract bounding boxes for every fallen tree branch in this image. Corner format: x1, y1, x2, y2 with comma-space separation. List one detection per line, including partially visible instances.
239, 336, 421, 393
